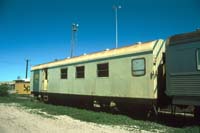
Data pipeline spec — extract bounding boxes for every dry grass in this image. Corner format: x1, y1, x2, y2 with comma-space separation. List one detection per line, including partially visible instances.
0, 94, 199, 132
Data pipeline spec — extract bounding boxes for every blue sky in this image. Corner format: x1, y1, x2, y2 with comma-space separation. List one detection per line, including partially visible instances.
0, 0, 200, 81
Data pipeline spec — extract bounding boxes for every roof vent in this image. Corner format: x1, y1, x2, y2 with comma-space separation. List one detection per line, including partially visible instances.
136, 41, 142, 44
105, 48, 110, 51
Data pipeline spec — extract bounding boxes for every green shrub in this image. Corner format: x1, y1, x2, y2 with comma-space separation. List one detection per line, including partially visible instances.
0, 84, 9, 96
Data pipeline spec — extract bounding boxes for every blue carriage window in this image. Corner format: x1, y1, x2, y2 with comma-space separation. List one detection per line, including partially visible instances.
197, 49, 200, 70
132, 58, 145, 76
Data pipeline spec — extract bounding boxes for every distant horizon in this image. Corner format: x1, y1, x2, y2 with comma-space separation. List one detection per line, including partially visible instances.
0, 0, 200, 81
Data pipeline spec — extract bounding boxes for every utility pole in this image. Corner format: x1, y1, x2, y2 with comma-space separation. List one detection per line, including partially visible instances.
25, 59, 29, 79
70, 23, 79, 58
113, 5, 121, 48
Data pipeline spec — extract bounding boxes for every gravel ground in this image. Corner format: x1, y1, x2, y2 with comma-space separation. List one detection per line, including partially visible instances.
0, 103, 144, 133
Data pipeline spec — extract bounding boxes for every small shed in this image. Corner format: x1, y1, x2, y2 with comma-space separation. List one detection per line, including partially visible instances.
15, 79, 31, 95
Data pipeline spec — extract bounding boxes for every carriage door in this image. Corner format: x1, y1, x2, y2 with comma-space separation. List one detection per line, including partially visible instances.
33, 70, 40, 92
42, 68, 48, 91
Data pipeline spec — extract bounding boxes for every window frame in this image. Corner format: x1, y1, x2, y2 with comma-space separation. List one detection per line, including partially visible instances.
60, 68, 68, 79
76, 66, 85, 79
131, 58, 146, 76
197, 49, 200, 70
97, 63, 109, 77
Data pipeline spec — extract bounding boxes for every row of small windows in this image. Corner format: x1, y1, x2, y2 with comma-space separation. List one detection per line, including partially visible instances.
60, 66, 86, 79
60, 63, 109, 79
60, 59, 146, 79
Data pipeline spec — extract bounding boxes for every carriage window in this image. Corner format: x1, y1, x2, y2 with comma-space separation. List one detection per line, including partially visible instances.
97, 63, 109, 77
197, 49, 200, 70
132, 58, 145, 76
76, 66, 85, 78
61, 68, 68, 79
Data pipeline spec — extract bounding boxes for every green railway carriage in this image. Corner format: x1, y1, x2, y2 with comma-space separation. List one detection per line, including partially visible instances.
166, 31, 200, 108
30, 30, 200, 117
31, 39, 165, 111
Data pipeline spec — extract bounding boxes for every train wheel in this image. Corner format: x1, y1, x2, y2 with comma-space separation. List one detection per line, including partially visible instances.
147, 104, 158, 119
100, 102, 110, 111
43, 94, 49, 103
85, 101, 94, 110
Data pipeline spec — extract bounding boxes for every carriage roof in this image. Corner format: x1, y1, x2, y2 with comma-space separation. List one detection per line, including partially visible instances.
32, 39, 163, 70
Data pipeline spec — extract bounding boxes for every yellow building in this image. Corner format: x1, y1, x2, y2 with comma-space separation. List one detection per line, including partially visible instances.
15, 80, 31, 95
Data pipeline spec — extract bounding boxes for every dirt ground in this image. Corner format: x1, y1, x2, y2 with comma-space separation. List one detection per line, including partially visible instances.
0, 103, 146, 133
